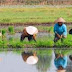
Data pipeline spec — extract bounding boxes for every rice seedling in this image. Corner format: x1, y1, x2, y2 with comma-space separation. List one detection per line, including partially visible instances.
36, 39, 54, 48
2, 29, 6, 36
8, 26, 15, 34
55, 34, 72, 48
9, 39, 24, 48
0, 39, 8, 48
1, 29, 7, 42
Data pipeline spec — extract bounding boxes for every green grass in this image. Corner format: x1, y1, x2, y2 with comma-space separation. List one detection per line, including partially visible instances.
0, 7, 72, 23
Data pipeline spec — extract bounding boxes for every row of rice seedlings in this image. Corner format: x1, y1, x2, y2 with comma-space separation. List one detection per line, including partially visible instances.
0, 35, 72, 48
0, 26, 72, 48
55, 34, 72, 48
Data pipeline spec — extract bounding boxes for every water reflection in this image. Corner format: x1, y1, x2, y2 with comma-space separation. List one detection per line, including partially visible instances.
22, 51, 38, 64
0, 49, 72, 72
36, 50, 52, 72
0, 58, 2, 61
66, 55, 72, 72
54, 50, 67, 72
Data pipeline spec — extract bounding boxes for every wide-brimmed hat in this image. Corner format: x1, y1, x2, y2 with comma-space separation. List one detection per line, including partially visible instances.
57, 70, 66, 72
55, 17, 66, 23
26, 26, 38, 35
22, 52, 38, 65
26, 56, 38, 64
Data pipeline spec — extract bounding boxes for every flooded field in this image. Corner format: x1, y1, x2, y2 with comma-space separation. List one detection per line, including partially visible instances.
0, 24, 54, 40
0, 24, 72, 48
0, 49, 72, 72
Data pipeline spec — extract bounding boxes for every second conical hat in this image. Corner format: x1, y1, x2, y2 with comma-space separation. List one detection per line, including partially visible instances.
26, 56, 38, 65
55, 17, 66, 23
26, 26, 38, 35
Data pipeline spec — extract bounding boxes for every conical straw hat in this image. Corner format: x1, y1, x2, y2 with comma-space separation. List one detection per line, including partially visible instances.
57, 70, 66, 72
26, 26, 38, 35
26, 56, 38, 65
55, 17, 66, 23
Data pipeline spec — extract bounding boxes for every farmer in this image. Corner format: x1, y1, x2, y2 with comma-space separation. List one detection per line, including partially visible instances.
69, 29, 72, 34
69, 55, 72, 61
54, 52, 67, 72
22, 51, 38, 65
20, 26, 38, 42
54, 17, 67, 42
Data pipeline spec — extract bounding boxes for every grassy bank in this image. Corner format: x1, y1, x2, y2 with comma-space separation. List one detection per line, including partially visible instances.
0, 7, 72, 23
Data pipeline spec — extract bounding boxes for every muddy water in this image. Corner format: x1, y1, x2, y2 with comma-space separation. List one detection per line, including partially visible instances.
6, 32, 53, 40
0, 49, 72, 72
1, 24, 72, 40
1, 24, 72, 38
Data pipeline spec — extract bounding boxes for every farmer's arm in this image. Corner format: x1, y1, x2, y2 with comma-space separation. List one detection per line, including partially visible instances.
54, 24, 62, 38
33, 34, 36, 42
56, 33, 62, 39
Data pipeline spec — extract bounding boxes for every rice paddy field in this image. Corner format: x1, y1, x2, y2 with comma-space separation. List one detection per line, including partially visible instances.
0, 5, 72, 72
0, 5, 72, 23
0, 5, 72, 48
0, 24, 72, 48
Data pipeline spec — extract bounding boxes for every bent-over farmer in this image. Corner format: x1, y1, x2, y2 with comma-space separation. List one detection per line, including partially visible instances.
54, 17, 67, 42
20, 26, 38, 42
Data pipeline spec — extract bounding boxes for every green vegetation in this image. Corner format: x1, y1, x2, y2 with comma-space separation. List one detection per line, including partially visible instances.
2, 29, 6, 36
36, 50, 52, 72
54, 49, 72, 55
36, 39, 54, 48
0, 34, 72, 48
37, 49, 52, 56
8, 26, 15, 34
55, 35, 72, 48
0, 26, 72, 48
0, 7, 72, 23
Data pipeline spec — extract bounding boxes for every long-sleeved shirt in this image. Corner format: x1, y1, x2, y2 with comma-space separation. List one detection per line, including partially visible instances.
54, 56, 67, 69
54, 23, 67, 36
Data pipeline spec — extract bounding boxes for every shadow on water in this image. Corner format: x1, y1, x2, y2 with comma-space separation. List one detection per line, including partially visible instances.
0, 48, 72, 72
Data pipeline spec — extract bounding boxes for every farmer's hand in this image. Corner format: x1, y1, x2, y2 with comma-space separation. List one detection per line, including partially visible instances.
33, 34, 37, 42
56, 33, 61, 39
55, 31, 62, 39
56, 33, 62, 39
60, 54, 63, 58
60, 35, 62, 38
